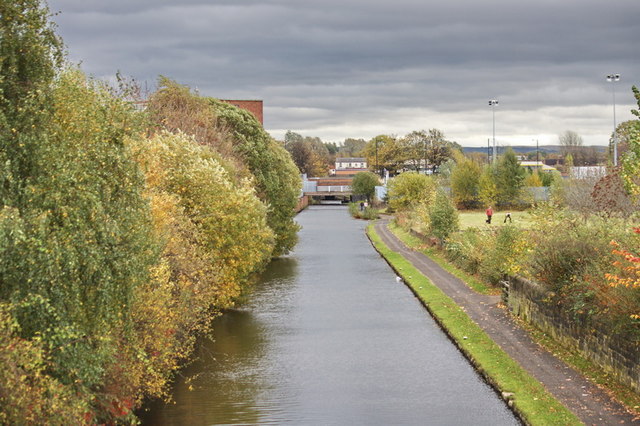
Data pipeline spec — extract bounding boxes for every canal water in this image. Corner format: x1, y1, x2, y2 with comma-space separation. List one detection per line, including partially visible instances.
141, 206, 518, 425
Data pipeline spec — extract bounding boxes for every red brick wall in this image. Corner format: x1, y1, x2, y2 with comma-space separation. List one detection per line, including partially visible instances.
220, 100, 264, 125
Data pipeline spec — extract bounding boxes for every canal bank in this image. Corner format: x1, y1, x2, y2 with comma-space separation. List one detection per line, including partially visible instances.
141, 206, 518, 425
371, 218, 638, 425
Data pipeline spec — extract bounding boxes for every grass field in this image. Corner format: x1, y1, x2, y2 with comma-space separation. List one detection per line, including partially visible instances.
458, 210, 533, 230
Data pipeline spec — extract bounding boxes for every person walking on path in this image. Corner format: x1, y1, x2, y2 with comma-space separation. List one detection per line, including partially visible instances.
485, 206, 493, 224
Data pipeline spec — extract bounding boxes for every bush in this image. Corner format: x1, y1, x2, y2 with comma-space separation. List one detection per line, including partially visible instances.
479, 225, 529, 284
429, 189, 459, 241
348, 202, 379, 220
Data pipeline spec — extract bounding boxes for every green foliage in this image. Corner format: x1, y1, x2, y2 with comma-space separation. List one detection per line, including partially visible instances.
428, 189, 459, 241
0, 67, 159, 421
129, 131, 274, 306
0, 302, 89, 424
351, 171, 379, 202
209, 98, 301, 256
0, 0, 62, 204
348, 202, 379, 220
620, 86, 640, 197
363, 134, 402, 175
495, 148, 526, 207
283, 130, 331, 176
387, 172, 436, 211
478, 165, 498, 207
451, 157, 481, 208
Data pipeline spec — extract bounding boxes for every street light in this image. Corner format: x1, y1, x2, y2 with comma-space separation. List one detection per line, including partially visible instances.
489, 99, 499, 163
606, 73, 620, 166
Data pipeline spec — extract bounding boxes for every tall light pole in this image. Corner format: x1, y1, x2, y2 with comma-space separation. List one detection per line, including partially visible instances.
489, 100, 499, 163
606, 73, 620, 166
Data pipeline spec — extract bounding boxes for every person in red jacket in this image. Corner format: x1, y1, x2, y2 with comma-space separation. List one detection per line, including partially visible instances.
485, 206, 493, 224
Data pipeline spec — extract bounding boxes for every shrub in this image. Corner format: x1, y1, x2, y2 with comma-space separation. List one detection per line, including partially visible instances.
429, 189, 459, 241
348, 202, 379, 220
479, 225, 529, 284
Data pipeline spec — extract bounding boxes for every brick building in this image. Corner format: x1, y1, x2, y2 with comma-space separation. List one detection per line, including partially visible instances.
220, 100, 264, 125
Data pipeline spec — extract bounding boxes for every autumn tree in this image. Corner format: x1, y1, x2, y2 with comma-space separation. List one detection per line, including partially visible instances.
387, 172, 437, 211
450, 157, 482, 209
620, 86, 640, 197
399, 130, 429, 171
495, 148, 526, 207
212, 100, 301, 256
478, 166, 498, 207
364, 134, 403, 175
284, 131, 331, 176
351, 171, 380, 202
339, 138, 367, 157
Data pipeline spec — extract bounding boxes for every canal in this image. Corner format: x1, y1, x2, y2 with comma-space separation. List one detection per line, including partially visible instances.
141, 206, 518, 425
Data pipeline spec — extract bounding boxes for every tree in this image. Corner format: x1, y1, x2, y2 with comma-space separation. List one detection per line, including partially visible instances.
611, 120, 640, 160
351, 172, 379, 202
559, 130, 583, 153
451, 157, 482, 209
387, 172, 436, 211
340, 138, 367, 157
559, 130, 590, 166
0, 0, 62, 202
620, 86, 640, 197
429, 188, 459, 241
478, 166, 498, 207
399, 130, 428, 171
425, 128, 456, 173
210, 99, 301, 256
364, 134, 403, 175
495, 148, 526, 207
284, 131, 330, 176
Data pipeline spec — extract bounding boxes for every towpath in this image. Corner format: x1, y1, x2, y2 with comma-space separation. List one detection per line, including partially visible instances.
373, 218, 638, 425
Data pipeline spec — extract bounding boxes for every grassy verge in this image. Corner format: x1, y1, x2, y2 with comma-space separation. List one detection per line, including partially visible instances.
367, 224, 581, 426
388, 222, 499, 296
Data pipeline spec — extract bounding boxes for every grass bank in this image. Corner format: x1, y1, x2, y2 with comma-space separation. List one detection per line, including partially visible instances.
367, 224, 581, 426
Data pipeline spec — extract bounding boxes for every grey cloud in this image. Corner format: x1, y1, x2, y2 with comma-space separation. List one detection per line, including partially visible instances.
49, 0, 640, 145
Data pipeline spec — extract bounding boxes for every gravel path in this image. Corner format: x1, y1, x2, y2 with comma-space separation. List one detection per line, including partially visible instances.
373, 219, 638, 425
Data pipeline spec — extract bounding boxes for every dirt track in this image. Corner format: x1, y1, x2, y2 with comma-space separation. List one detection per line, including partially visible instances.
373, 219, 638, 425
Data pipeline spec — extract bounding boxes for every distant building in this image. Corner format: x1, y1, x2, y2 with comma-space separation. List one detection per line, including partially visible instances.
334, 157, 368, 176
519, 160, 557, 173
219, 100, 264, 125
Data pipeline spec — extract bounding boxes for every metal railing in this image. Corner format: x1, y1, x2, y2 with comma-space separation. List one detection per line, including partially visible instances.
315, 185, 351, 193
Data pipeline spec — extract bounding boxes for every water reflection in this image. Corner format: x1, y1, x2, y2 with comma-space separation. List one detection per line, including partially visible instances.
142, 207, 518, 425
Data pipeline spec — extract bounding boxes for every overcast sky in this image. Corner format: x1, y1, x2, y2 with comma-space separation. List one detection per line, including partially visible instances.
49, 0, 640, 147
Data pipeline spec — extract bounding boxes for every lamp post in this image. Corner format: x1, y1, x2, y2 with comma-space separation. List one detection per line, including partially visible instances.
606, 73, 620, 166
489, 100, 499, 163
